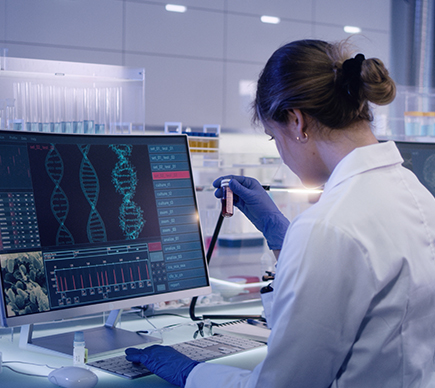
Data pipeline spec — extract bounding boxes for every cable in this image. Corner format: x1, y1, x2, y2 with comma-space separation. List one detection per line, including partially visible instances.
205, 213, 224, 266
2, 360, 56, 377
3, 365, 48, 377
189, 213, 263, 321
189, 213, 224, 320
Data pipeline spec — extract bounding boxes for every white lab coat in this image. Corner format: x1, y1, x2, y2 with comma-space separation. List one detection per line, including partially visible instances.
187, 141, 435, 388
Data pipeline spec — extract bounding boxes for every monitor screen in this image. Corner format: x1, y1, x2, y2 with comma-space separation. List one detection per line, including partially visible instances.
0, 130, 211, 329
394, 140, 435, 198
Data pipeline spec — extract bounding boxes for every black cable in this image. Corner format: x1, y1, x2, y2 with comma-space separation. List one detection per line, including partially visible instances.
189, 213, 224, 320
205, 213, 225, 266
189, 213, 263, 321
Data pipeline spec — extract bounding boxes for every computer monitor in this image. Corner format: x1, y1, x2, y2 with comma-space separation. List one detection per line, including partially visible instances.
394, 140, 435, 198
0, 130, 211, 356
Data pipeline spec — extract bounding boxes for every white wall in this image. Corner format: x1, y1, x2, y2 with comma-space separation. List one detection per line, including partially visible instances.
0, 0, 391, 131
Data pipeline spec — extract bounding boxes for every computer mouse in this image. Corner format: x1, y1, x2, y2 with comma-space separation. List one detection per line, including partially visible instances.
48, 366, 98, 388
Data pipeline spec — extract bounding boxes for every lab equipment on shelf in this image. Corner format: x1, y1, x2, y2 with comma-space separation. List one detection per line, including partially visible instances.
164, 122, 220, 166
0, 57, 145, 134
386, 85, 435, 141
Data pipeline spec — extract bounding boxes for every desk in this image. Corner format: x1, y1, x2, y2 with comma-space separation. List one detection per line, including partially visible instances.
0, 303, 267, 387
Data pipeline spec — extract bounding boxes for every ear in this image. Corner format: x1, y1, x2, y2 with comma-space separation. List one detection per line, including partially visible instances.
288, 109, 308, 143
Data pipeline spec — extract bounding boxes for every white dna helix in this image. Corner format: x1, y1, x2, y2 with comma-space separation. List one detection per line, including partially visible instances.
78, 144, 107, 243
45, 144, 75, 245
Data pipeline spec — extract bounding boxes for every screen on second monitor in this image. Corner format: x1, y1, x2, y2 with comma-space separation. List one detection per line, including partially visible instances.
0, 130, 211, 336
394, 140, 435, 198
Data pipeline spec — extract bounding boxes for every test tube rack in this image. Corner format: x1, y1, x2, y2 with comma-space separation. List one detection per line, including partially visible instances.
0, 57, 145, 134
165, 122, 221, 165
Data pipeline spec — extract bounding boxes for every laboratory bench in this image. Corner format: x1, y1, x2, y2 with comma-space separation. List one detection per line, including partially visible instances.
0, 302, 267, 387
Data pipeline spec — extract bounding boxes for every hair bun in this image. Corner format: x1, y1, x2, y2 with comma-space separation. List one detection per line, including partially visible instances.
360, 57, 396, 106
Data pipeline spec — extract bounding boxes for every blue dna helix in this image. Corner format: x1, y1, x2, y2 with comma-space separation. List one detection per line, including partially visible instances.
110, 144, 145, 239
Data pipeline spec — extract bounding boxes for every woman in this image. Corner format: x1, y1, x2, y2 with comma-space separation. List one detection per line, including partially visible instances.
126, 39, 435, 387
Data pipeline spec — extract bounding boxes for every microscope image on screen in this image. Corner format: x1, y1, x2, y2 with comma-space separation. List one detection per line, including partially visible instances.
27, 143, 159, 249
0, 251, 49, 317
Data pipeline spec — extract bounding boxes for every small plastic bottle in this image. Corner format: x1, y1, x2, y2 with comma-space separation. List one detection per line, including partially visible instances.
221, 179, 234, 217
73, 331, 86, 366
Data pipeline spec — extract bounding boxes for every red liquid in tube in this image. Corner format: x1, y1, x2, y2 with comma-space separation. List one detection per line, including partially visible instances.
221, 179, 234, 217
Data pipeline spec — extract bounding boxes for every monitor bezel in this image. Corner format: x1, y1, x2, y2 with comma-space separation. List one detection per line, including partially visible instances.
0, 130, 212, 328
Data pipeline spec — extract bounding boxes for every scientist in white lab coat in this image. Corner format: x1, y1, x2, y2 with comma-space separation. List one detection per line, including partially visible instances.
126, 39, 435, 387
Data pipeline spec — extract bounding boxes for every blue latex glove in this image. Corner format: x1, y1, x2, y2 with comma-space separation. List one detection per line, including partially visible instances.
125, 345, 200, 387
213, 175, 290, 250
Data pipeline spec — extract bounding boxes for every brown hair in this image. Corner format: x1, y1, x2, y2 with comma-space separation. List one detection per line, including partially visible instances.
253, 39, 396, 130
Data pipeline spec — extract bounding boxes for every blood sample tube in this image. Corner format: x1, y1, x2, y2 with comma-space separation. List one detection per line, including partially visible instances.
221, 178, 234, 217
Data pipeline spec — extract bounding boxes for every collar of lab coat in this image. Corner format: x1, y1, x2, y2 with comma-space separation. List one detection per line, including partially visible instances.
323, 141, 404, 194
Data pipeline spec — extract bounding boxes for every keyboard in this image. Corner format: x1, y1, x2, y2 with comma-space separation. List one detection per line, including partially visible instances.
88, 334, 266, 379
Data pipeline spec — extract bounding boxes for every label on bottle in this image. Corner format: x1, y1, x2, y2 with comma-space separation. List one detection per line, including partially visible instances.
73, 343, 86, 365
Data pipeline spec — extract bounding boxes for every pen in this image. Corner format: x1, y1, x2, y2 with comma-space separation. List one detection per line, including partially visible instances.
262, 184, 323, 195
246, 318, 269, 329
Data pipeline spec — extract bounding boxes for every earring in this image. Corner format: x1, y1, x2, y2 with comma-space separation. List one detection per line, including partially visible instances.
296, 132, 308, 143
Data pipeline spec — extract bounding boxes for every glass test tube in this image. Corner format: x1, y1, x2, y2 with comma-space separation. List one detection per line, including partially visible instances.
13, 83, 24, 130
5, 98, 15, 130
221, 179, 234, 217
83, 87, 95, 134
0, 100, 5, 129
53, 86, 62, 133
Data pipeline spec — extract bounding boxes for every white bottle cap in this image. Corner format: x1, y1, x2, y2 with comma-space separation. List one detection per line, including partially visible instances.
221, 178, 230, 187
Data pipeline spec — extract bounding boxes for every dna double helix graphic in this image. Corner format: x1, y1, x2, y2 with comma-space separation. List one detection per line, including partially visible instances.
45, 144, 74, 245
78, 144, 107, 243
110, 144, 145, 239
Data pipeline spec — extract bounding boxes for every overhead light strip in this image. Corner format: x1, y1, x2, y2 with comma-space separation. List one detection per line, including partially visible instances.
261, 15, 281, 24
165, 4, 187, 13
344, 25, 361, 34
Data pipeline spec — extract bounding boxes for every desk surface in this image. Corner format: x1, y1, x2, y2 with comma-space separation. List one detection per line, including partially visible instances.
0, 304, 267, 387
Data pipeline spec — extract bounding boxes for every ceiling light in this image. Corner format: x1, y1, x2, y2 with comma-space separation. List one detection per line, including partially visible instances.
165, 4, 187, 13
344, 25, 362, 34
261, 15, 281, 24
239, 80, 256, 97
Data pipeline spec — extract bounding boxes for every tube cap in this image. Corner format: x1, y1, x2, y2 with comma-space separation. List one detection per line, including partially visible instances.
74, 331, 85, 342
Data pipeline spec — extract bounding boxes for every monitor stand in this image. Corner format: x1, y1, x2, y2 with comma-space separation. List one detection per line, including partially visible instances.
19, 309, 161, 359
